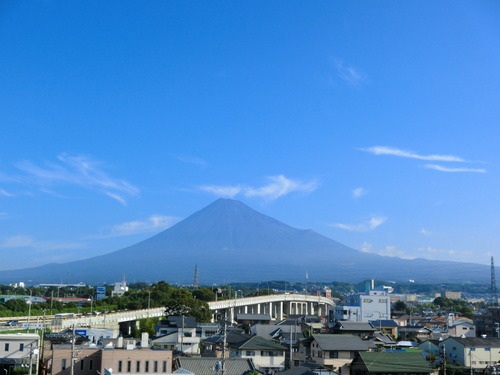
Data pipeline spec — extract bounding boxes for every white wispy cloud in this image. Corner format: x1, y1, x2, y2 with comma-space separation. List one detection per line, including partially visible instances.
352, 187, 367, 199
108, 215, 180, 237
245, 175, 318, 200
360, 242, 416, 259
0, 188, 14, 197
199, 185, 242, 198
330, 216, 387, 232
420, 228, 432, 236
333, 59, 366, 86
11, 153, 139, 204
363, 146, 465, 162
0, 235, 83, 251
200, 175, 319, 201
424, 164, 487, 173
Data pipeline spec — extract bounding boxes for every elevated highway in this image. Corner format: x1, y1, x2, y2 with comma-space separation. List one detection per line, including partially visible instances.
208, 293, 334, 322
1, 294, 334, 331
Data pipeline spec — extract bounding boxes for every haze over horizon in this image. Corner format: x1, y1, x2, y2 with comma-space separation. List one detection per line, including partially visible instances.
1, 1, 499, 271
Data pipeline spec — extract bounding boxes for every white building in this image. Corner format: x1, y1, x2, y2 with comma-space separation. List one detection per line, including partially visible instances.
0, 334, 40, 375
330, 286, 391, 324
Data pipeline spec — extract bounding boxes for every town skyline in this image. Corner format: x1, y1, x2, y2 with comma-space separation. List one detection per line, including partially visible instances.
1, 1, 499, 270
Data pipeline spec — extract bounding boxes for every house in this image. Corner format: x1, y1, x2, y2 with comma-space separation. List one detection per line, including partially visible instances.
48, 335, 173, 375
370, 333, 396, 349
297, 334, 375, 374
0, 334, 40, 375
368, 320, 399, 337
330, 322, 376, 339
349, 352, 433, 375
228, 335, 287, 372
398, 326, 432, 342
448, 321, 476, 338
438, 337, 500, 369
152, 316, 219, 355
175, 357, 256, 375
202, 330, 251, 357
418, 340, 441, 357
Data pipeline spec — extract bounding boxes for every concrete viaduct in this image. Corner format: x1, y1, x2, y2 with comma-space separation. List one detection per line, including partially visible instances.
208, 294, 335, 322
15, 294, 334, 331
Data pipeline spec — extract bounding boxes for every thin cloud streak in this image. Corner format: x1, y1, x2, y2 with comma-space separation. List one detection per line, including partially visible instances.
424, 164, 487, 173
109, 215, 180, 237
0, 235, 84, 251
10, 153, 139, 204
199, 185, 242, 198
363, 146, 465, 162
333, 59, 366, 86
330, 216, 387, 232
199, 175, 318, 201
352, 187, 367, 199
0, 188, 14, 197
360, 242, 416, 259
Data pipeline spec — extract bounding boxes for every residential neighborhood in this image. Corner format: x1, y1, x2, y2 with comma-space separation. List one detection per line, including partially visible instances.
1, 278, 500, 375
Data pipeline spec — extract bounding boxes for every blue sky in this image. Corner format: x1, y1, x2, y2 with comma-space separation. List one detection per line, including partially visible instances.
1, 1, 499, 274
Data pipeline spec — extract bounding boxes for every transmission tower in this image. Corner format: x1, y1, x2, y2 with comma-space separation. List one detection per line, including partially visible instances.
193, 264, 199, 289
491, 256, 497, 305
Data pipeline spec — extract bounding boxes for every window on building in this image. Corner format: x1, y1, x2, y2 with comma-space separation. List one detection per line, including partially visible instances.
318, 351, 323, 358
62, 359, 67, 370
19, 344, 24, 352
145, 361, 150, 372
80, 360, 84, 370
89, 360, 93, 370
4, 343, 9, 351
136, 361, 141, 372
162, 361, 167, 372
127, 361, 131, 372
330, 351, 338, 358
350, 351, 356, 359
118, 361, 123, 372
154, 361, 158, 372
246, 351, 255, 356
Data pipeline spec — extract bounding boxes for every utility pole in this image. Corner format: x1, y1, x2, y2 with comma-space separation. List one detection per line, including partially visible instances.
70, 324, 76, 375
221, 321, 226, 375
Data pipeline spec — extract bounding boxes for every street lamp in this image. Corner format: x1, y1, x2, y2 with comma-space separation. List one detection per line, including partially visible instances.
26, 288, 32, 333
88, 297, 93, 327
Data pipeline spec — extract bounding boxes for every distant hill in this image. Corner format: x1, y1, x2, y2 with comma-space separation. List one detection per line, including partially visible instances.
0, 198, 493, 284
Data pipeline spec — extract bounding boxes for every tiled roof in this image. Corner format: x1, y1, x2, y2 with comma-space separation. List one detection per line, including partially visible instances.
335, 322, 375, 331
369, 320, 398, 327
446, 337, 500, 347
176, 358, 256, 375
312, 334, 375, 351
355, 352, 432, 373
232, 335, 287, 351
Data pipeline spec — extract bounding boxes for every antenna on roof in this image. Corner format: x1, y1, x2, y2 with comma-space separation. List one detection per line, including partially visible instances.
491, 256, 497, 306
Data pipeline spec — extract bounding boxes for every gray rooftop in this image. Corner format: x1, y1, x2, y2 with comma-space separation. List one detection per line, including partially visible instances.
334, 321, 375, 331
175, 358, 255, 375
312, 334, 375, 351
445, 337, 500, 347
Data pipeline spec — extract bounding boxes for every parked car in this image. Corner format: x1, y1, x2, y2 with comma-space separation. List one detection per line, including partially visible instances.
5, 320, 19, 326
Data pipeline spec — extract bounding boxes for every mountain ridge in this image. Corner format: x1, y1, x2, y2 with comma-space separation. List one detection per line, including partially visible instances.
0, 198, 492, 284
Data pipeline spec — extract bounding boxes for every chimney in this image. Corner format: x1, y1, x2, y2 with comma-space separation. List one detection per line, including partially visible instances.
141, 332, 149, 348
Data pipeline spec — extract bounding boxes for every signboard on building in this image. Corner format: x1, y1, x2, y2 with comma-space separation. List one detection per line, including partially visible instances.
96, 286, 106, 300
